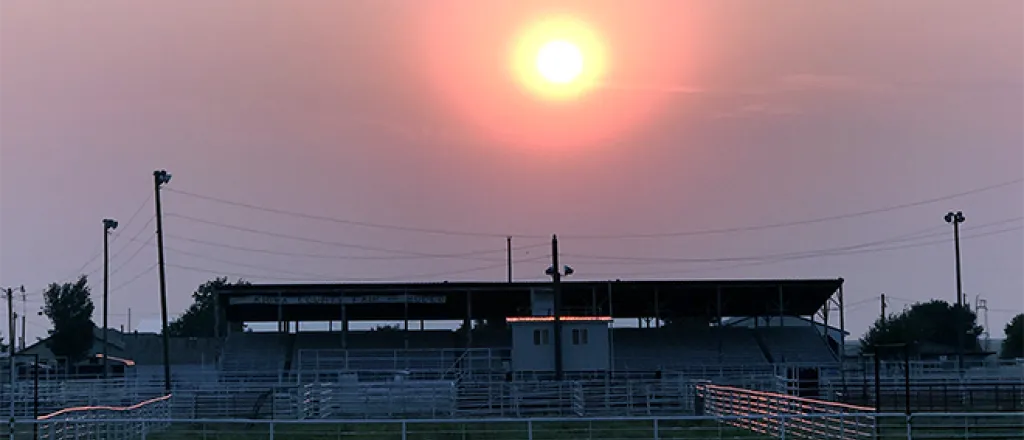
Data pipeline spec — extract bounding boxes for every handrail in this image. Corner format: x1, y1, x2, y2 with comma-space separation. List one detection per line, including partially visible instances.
700, 384, 874, 412
37, 394, 172, 420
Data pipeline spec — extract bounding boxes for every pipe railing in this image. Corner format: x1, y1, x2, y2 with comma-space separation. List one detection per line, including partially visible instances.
696, 383, 876, 439
34, 394, 172, 440
5, 412, 1023, 440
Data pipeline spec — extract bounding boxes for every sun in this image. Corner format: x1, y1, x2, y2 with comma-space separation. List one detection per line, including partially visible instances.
512, 17, 606, 101
536, 40, 584, 84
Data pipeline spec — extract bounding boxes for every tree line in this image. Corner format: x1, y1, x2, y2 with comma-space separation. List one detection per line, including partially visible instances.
19, 275, 1024, 363
859, 299, 1022, 359
29, 275, 246, 363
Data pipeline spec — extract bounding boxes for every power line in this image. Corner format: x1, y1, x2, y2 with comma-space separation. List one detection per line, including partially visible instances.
565, 178, 1023, 239
24, 193, 154, 296
165, 177, 1020, 241
109, 236, 155, 277
109, 264, 157, 294
165, 212, 535, 260
109, 217, 155, 265
163, 245, 362, 281
590, 224, 1020, 278
164, 233, 548, 261
108, 193, 154, 246
565, 213, 1024, 264
565, 225, 949, 264
165, 187, 544, 239
166, 254, 548, 283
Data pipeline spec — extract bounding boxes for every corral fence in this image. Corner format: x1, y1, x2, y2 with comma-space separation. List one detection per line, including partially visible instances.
696, 383, 876, 439
32, 393, 172, 440
4, 413, 1023, 440
834, 378, 1024, 412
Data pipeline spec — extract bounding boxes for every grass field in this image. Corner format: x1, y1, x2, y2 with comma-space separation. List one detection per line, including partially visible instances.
11, 414, 1022, 439
144, 420, 771, 440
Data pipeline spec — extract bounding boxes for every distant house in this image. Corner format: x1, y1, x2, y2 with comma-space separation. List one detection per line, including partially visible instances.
18, 326, 130, 364
16, 327, 222, 379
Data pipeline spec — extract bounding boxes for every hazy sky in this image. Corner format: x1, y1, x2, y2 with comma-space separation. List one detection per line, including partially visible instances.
2, 1, 1022, 343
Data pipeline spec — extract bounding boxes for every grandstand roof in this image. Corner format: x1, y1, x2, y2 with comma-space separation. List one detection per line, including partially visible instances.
217, 278, 842, 323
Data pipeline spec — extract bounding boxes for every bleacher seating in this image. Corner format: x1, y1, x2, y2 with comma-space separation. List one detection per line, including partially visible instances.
122, 334, 221, 366
612, 327, 769, 371
213, 324, 839, 386
756, 327, 838, 364
220, 332, 288, 383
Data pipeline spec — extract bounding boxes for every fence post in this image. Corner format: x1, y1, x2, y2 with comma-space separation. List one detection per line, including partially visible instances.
401, 421, 407, 440
269, 421, 274, 440
904, 414, 912, 440
527, 420, 533, 440
653, 418, 660, 440
779, 413, 786, 440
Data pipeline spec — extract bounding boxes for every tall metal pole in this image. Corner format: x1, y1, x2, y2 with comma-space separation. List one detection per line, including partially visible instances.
550, 235, 563, 380
945, 211, 966, 373
154, 170, 173, 393
102, 218, 117, 380
103, 222, 109, 380
19, 290, 25, 352
953, 221, 963, 307
507, 236, 513, 283
6, 287, 16, 440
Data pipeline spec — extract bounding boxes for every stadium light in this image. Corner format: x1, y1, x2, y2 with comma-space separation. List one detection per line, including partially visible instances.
944, 211, 966, 373
102, 218, 118, 380
153, 170, 172, 393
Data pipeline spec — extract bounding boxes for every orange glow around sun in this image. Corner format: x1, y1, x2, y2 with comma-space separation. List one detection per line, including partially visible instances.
416, 3, 697, 151
512, 17, 607, 101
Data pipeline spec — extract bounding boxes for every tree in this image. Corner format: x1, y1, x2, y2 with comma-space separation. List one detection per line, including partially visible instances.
167, 277, 249, 337
860, 300, 983, 356
1000, 313, 1023, 359
42, 275, 95, 363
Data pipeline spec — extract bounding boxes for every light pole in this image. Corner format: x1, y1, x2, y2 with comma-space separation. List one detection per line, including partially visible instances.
102, 218, 118, 380
944, 211, 966, 372
153, 170, 173, 393
544, 235, 574, 381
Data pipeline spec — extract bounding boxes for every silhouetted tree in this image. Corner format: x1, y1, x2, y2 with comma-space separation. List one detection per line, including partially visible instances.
860, 300, 982, 356
42, 276, 95, 363
168, 277, 249, 337
1000, 313, 1023, 359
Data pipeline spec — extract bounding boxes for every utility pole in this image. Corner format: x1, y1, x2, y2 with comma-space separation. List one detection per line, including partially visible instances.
154, 169, 173, 393
6, 285, 23, 440
544, 235, 574, 381
880, 294, 887, 323
19, 290, 25, 351
944, 211, 966, 372
507, 236, 513, 283
102, 218, 118, 380
550, 235, 563, 380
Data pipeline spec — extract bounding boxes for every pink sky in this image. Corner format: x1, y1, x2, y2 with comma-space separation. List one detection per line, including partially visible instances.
1, 1, 1022, 342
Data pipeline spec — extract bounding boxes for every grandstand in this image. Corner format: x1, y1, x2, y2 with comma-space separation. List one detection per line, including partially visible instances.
215, 279, 851, 420
4, 278, 851, 419
5, 278, 1023, 439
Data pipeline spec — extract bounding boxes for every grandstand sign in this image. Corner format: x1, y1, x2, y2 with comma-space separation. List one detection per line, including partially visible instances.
228, 294, 447, 306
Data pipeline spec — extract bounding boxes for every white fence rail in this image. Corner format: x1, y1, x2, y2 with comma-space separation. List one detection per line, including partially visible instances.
3, 412, 1023, 439
33, 394, 172, 440
697, 383, 876, 439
